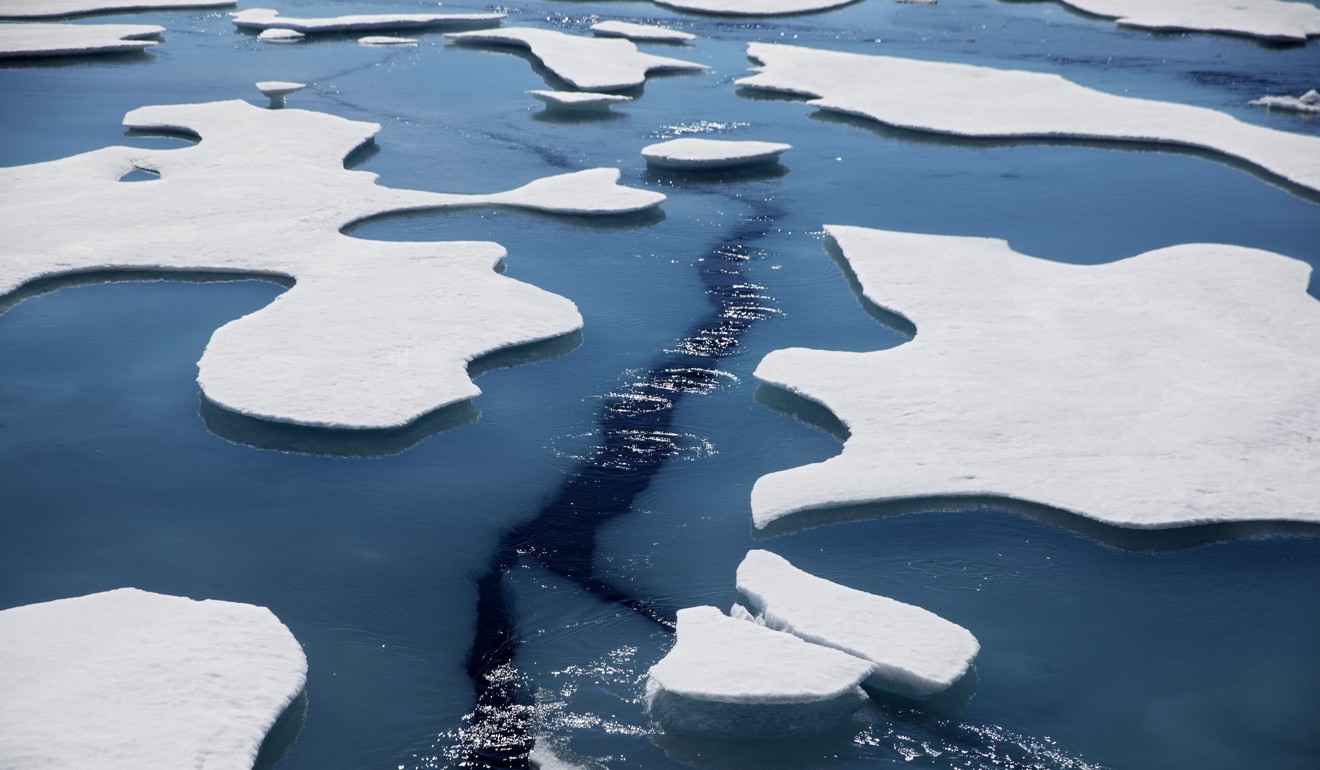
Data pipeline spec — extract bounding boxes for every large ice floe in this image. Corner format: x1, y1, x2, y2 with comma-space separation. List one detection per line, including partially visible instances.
1043, 0, 1320, 43
738, 43, 1320, 196
645, 606, 873, 738
231, 7, 503, 35
736, 550, 978, 697
0, 100, 665, 429
650, 0, 860, 16
641, 137, 792, 169
446, 28, 706, 92
0, 587, 306, 769
752, 225, 1320, 533
0, 0, 231, 18
0, 21, 161, 57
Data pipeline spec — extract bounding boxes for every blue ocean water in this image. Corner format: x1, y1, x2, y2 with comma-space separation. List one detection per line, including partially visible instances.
1, 1, 1319, 768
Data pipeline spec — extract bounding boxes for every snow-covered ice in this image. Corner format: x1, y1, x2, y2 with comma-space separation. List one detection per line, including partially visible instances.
257, 27, 303, 43
0, 100, 666, 429
752, 225, 1320, 532
1047, 0, 1320, 43
359, 35, 417, 46
446, 27, 706, 92
738, 43, 1320, 196
529, 89, 633, 111
736, 550, 978, 696
646, 606, 873, 737
651, 0, 860, 16
0, 0, 230, 18
231, 7, 503, 34
1250, 89, 1320, 115
255, 80, 304, 108
641, 137, 791, 169
590, 20, 694, 43
0, 587, 306, 770
0, 21, 160, 57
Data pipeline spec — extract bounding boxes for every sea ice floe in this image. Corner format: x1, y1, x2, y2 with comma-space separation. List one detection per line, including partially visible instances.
0, 0, 231, 18
1043, 0, 1320, 43
590, 20, 694, 43
736, 550, 978, 697
257, 27, 303, 43
645, 606, 873, 737
752, 225, 1320, 533
255, 80, 304, 108
641, 137, 791, 169
1250, 89, 1320, 115
446, 27, 706, 92
358, 35, 418, 46
0, 100, 665, 429
738, 43, 1320, 196
651, 0, 860, 16
0, 21, 161, 57
529, 89, 633, 112
0, 587, 306, 769
231, 7, 503, 35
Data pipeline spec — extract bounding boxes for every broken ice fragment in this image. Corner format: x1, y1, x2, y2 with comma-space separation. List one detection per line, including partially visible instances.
1250, 89, 1320, 115
231, 7, 503, 35
641, 137, 791, 169
358, 35, 417, 46
590, 20, 694, 43
255, 80, 304, 108
0, 0, 232, 19
650, 0, 860, 16
529, 89, 633, 112
257, 27, 303, 43
0, 21, 161, 58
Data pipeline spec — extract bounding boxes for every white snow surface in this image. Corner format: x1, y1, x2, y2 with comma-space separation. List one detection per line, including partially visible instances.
641, 137, 791, 168
358, 35, 417, 45
0, 100, 665, 429
231, 7, 503, 34
529, 89, 633, 109
0, 21, 160, 57
1051, 0, 1320, 43
651, 0, 859, 16
446, 27, 705, 92
738, 43, 1320, 196
0, 0, 231, 18
590, 20, 694, 42
0, 588, 306, 770
752, 225, 1320, 532
256, 27, 302, 42
737, 550, 978, 696
255, 80, 305, 97
1250, 89, 1320, 115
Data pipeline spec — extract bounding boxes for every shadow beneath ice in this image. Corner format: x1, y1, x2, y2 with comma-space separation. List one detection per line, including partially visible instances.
0, 47, 157, 70
644, 162, 789, 186
862, 666, 979, 721
253, 689, 308, 770
530, 108, 629, 126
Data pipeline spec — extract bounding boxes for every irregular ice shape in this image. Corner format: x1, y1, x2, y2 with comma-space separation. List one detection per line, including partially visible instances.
529, 89, 633, 111
0, 100, 665, 429
738, 43, 1320, 196
641, 137, 791, 169
446, 27, 706, 92
1250, 89, 1320, 115
358, 35, 417, 46
753, 225, 1320, 532
736, 550, 978, 696
0, 0, 230, 18
0, 21, 160, 57
256, 80, 304, 108
645, 606, 872, 738
1047, 0, 1320, 43
590, 20, 694, 42
231, 7, 503, 34
651, 0, 860, 16
0, 588, 306, 769
257, 27, 302, 42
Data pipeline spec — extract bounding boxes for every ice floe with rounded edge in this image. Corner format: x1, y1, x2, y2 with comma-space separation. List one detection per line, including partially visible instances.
359, 35, 418, 46
736, 550, 978, 697
1046, 0, 1320, 43
256, 80, 304, 108
645, 606, 872, 738
257, 27, 302, 42
752, 225, 1320, 533
642, 137, 791, 169
529, 89, 633, 111
446, 27, 706, 92
738, 43, 1320, 197
651, 0, 860, 16
0, 0, 231, 18
1251, 89, 1320, 115
231, 7, 503, 34
0, 21, 160, 57
0, 100, 665, 430
0, 587, 306, 769
590, 20, 694, 42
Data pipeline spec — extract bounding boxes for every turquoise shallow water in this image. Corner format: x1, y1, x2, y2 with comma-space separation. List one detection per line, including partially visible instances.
2, 1, 1319, 768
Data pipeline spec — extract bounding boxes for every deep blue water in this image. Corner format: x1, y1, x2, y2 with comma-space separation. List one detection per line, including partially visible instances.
2, 1, 1319, 768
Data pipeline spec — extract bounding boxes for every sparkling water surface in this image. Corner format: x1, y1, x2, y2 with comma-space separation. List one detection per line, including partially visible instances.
2, 1, 1319, 768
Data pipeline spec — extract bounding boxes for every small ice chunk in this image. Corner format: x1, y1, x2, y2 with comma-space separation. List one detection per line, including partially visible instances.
0, 22, 161, 58
1249, 89, 1320, 115
231, 7, 503, 34
650, 0, 860, 16
0, 0, 232, 19
1303, 89, 1320, 104
257, 27, 303, 42
590, 20, 694, 42
358, 35, 418, 46
529, 89, 633, 112
641, 137, 791, 169
256, 80, 304, 108
736, 550, 978, 697
645, 606, 873, 738
0, 588, 307, 769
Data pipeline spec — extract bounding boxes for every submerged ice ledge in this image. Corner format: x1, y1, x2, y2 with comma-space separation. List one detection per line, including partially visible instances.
0, 588, 306, 770
1042, 0, 1320, 43
0, 100, 665, 429
752, 225, 1320, 532
737, 43, 1320, 197
0, 21, 161, 57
